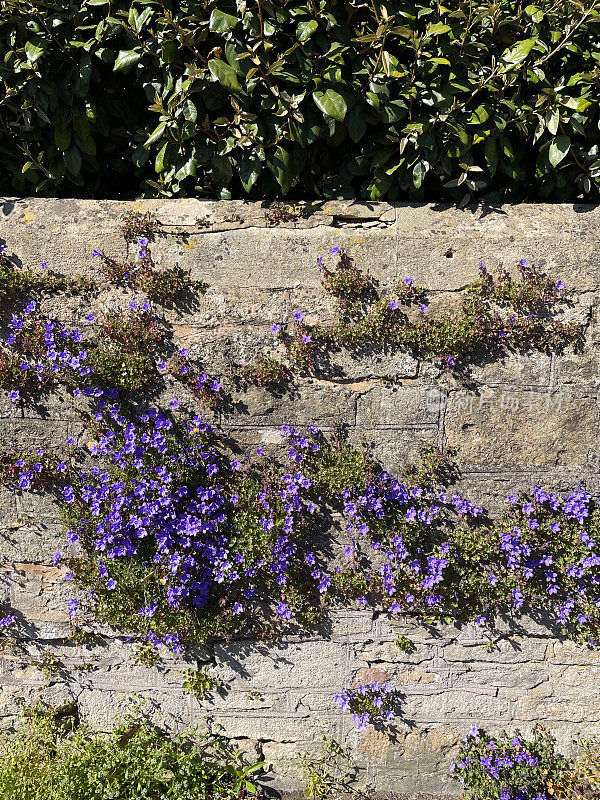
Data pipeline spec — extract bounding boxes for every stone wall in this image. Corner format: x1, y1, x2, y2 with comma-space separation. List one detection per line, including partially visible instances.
0, 198, 599, 797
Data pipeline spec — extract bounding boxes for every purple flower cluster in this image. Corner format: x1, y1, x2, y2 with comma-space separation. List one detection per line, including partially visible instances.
451, 724, 567, 800
55, 412, 333, 649
333, 681, 397, 732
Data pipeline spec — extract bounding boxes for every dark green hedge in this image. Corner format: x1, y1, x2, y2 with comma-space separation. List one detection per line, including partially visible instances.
2, 0, 600, 201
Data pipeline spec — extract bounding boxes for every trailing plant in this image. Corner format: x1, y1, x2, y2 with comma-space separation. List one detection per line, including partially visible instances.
2, 0, 600, 202
167, 350, 225, 410
0, 702, 264, 800
265, 203, 301, 227
249, 250, 583, 383
451, 725, 569, 800
0, 244, 95, 301
231, 355, 292, 390
94, 240, 197, 305
120, 211, 160, 244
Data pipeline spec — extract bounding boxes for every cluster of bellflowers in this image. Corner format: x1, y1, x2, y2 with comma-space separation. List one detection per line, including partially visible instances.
54, 402, 334, 651
0, 302, 92, 401
336, 465, 600, 642
450, 725, 567, 800
333, 682, 398, 733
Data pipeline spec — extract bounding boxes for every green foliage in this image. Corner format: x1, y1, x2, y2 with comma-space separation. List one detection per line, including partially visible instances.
182, 668, 223, 700
0, 703, 264, 800
2, 0, 600, 201
232, 355, 292, 389
394, 634, 415, 653
554, 736, 600, 799
247, 251, 583, 383
298, 738, 357, 800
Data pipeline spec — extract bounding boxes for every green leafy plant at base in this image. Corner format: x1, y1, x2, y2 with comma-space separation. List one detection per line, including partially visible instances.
0, 702, 264, 800
298, 737, 359, 800
554, 737, 600, 799
2, 0, 600, 201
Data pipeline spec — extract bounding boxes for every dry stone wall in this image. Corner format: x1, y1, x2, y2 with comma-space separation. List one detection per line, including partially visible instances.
0, 198, 599, 798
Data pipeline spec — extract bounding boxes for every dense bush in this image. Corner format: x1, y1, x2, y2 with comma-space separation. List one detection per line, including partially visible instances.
1, 0, 600, 201
0, 703, 263, 800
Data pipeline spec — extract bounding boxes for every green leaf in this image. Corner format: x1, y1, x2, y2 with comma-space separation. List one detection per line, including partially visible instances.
549, 135, 571, 167
348, 105, 366, 143
268, 146, 305, 194
211, 154, 233, 184
499, 39, 535, 70
155, 142, 168, 173
144, 122, 167, 147
484, 138, 498, 173
162, 40, 181, 64
210, 9, 239, 31
73, 114, 90, 140
413, 160, 429, 189
426, 22, 451, 36
75, 133, 96, 155
74, 54, 92, 97
113, 49, 142, 71
64, 146, 82, 176
312, 89, 347, 122
24, 41, 44, 63
54, 127, 71, 151
209, 58, 241, 92
237, 155, 262, 192
134, 7, 153, 32
296, 20, 318, 42
183, 99, 197, 122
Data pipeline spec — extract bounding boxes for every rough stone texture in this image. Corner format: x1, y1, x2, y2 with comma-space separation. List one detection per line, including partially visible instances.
1, 199, 600, 798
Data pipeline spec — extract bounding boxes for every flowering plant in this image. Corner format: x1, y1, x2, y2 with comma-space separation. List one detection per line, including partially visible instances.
333, 682, 398, 732
451, 725, 568, 800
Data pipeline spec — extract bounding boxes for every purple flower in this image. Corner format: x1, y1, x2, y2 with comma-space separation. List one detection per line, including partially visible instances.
169, 397, 180, 410
68, 599, 79, 617
270, 323, 282, 334
274, 601, 291, 620
40, 260, 50, 269
419, 304, 428, 313
293, 311, 305, 323
403, 277, 414, 286
8, 390, 19, 403
85, 313, 94, 323
389, 299, 400, 310
330, 246, 340, 255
